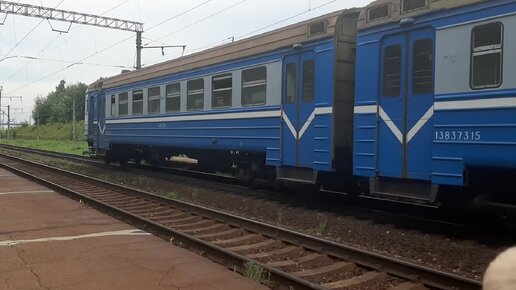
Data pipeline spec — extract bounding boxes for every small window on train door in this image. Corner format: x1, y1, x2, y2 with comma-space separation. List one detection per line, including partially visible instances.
212, 73, 232, 109
166, 83, 181, 112
242, 66, 267, 106
187, 79, 204, 111
471, 22, 503, 89
383, 45, 402, 97
412, 39, 433, 95
148, 87, 161, 114
285, 63, 296, 104
110, 95, 116, 117
132, 90, 144, 115
119, 92, 129, 116
302, 60, 315, 102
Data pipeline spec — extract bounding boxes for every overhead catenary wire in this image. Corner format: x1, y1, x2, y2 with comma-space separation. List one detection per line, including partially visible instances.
0, 0, 65, 61
4, 0, 216, 95
238, 0, 339, 39
145, 0, 214, 31
6, 0, 342, 95
154, 0, 250, 43
162, 0, 341, 59
1, 0, 130, 85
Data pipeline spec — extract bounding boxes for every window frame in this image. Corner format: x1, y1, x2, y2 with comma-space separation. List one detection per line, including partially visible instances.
401, 0, 427, 13
285, 63, 297, 104
212, 73, 233, 109
147, 86, 161, 115
118, 92, 129, 117
383, 44, 403, 97
308, 21, 327, 37
367, 4, 390, 22
412, 38, 433, 95
110, 95, 117, 117
166, 83, 181, 113
241, 66, 267, 107
187, 78, 205, 111
132, 89, 144, 115
302, 60, 315, 103
470, 22, 504, 90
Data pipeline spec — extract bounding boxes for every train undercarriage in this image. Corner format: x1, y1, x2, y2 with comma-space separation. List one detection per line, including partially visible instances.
86, 142, 516, 214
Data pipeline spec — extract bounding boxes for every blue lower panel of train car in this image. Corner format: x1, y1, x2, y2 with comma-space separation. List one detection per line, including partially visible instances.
432, 91, 516, 186
102, 107, 280, 151
97, 105, 334, 172
353, 103, 377, 177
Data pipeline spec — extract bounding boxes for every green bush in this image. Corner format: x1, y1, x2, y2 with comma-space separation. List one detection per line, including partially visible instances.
6, 121, 85, 141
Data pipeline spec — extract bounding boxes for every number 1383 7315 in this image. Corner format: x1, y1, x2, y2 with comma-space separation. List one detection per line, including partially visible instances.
434, 130, 481, 141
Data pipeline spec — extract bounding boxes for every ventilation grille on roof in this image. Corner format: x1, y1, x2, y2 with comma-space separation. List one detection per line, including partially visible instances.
368, 4, 390, 22
308, 21, 327, 37
402, 0, 427, 12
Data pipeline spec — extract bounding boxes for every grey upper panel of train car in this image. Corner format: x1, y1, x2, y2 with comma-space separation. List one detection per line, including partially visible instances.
358, 0, 487, 31
88, 8, 360, 92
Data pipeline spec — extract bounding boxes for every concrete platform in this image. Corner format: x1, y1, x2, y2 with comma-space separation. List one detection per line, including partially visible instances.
0, 168, 268, 290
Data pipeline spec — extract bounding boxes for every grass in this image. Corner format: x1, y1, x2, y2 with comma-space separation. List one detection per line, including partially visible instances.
6, 121, 85, 141
315, 213, 328, 236
165, 191, 178, 199
276, 209, 283, 225
243, 261, 269, 283
0, 121, 88, 155
0, 139, 88, 156
191, 190, 199, 200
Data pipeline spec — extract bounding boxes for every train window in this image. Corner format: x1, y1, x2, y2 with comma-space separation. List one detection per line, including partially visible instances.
212, 73, 232, 109
471, 22, 503, 89
402, 0, 427, 13
110, 95, 116, 116
119, 92, 128, 116
166, 83, 181, 112
368, 5, 389, 22
302, 60, 315, 102
285, 63, 296, 104
148, 87, 161, 114
412, 39, 433, 95
132, 90, 144, 115
383, 45, 402, 97
242, 67, 267, 106
187, 79, 204, 111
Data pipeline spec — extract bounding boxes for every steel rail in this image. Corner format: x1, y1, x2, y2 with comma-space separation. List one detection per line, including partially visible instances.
0, 152, 481, 290
0, 153, 322, 290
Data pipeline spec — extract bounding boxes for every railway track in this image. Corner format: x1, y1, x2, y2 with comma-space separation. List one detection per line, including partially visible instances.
0, 144, 505, 239
0, 151, 481, 289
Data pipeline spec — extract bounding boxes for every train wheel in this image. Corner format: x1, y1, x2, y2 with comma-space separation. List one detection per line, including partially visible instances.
103, 152, 112, 165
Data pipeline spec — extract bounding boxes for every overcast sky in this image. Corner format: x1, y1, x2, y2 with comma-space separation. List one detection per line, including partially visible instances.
0, 0, 373, 124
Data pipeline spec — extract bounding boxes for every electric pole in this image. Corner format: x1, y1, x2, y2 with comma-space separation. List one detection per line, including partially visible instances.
7, 105, 10, 139
0, 86, 2, 138
72, 94, 76, 143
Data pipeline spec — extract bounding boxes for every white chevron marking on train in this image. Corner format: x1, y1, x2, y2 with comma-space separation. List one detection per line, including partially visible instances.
356, 105, 434, 144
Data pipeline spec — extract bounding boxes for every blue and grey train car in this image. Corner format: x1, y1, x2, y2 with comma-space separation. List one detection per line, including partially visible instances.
86, 10, 360, 184
353, 0, 516, 204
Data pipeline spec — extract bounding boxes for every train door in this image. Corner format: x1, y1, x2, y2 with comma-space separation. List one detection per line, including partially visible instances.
282, 51, 316, 168
94, 94, 106, 148
378, 28, 434, 180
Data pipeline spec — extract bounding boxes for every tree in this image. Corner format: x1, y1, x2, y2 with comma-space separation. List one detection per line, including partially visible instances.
32, 80, 88, 125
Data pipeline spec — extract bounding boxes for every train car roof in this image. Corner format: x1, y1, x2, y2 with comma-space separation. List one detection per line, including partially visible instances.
89, 8, 359, 92
357, 0, 487, 31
